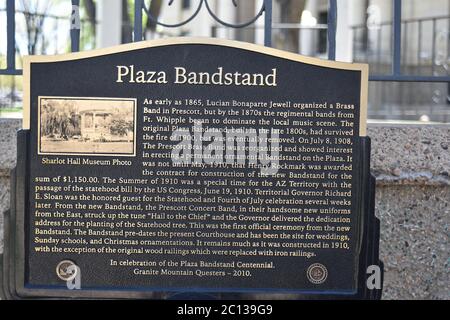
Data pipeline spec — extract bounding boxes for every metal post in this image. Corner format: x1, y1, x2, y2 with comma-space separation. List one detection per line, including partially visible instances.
70, 0, 81, 52
327, 0, 337, 60
417, 20, 422, 68
392, 0, 402, 75
403, 21, 408, 71
377, 27, 382, 72
264, 0, 272, 47
447, 83, 450, 105
431, 18, 437, 75
134, 0, 143, 42
6, 0, 16, 70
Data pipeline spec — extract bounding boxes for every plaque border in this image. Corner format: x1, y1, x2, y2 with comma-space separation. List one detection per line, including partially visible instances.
8, 37, 378, 299
22, 37, 368, 135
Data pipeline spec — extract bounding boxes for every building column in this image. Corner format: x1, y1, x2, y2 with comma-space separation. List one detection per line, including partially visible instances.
92, 112, 97, 132
336, 0, 352, 62
215, 0, 236, 40
96, 0, 122, 48
300, 0, 319, 56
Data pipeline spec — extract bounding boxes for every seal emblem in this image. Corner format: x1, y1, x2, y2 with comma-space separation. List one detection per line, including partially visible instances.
56, 260, 78, 282
307, 263, 328, 284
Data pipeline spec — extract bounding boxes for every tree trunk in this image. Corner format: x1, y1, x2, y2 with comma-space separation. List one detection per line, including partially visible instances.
122, 0, 133, 43
83, 0, 96, 36
362, 0, 370, 51
146, 0, 163, 33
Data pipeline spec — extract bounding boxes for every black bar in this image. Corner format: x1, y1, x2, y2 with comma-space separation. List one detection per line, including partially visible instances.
447, 83, 450, 104
134, 0, 143, 42
327, 0, 337, 60
264, 0, 272, 47
71, 0, 80, 52
403, 21, 408, 74
6, 0, 15, 70
0, 70, 23, 76
393, 0, 402, 75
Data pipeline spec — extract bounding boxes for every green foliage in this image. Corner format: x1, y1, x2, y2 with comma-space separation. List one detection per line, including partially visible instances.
109, 116, 133, 136
40, 100, 80, 137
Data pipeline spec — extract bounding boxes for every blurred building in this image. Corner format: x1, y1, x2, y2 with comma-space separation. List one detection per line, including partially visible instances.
0, 0, 449, 121
0, 0, 449, 300
94, 0, 450, 122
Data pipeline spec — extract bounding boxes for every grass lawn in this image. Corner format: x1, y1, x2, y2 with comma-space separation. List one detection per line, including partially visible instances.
0, 108, 22, 118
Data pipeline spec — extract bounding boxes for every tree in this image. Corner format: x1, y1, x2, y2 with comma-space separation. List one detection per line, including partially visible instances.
145, 0, 163, 34
109, 116, 133, 136
83, 0, 96, 30
40, 100, 79, 138
19, 0, 53, 55
121, 0, 133, 43
124, 0, 163, 41
82, 0, 164, 44
83, 0, 97, 38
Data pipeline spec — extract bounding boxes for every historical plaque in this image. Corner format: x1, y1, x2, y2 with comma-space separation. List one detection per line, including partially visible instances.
1, 38, 382, 299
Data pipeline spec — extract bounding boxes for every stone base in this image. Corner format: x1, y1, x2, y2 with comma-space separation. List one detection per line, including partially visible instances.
0, 119, 449, 299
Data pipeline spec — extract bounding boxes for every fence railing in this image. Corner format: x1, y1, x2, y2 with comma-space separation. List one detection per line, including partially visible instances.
0, 0, 95, 76
211, 23, 329, 56
1, 0, 449, 84
352, 15, 450, 81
